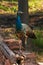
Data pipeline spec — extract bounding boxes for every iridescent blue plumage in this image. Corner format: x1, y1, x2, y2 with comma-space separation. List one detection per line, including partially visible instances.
16, 15, 22, 32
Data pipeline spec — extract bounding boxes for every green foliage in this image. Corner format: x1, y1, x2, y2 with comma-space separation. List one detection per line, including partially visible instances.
11, 7, 16, 12
0, 0, 43, 14
29, 0, 43, 14
2, 0, 18, 2
32, 30, 43, 48
0, 5, 9, 11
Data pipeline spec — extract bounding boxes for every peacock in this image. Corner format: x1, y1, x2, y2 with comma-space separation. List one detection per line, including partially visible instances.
16, 11, 36, 38
15, 11, 36, 48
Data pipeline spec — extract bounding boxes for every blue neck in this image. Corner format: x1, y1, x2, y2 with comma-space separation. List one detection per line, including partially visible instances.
16, 15, 22, 32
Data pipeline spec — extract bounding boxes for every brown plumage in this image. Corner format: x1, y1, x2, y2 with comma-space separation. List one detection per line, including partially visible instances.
21, 23, 36, 39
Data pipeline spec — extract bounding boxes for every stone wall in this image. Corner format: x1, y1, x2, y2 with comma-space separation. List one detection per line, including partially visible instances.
0, 14, 16, 27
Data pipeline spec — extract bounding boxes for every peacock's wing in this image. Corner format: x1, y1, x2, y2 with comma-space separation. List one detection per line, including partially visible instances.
22, 23, 36, 39
22, 23, 32, 33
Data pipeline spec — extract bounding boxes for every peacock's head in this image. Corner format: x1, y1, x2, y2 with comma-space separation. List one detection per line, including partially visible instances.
17, 11, 23, 16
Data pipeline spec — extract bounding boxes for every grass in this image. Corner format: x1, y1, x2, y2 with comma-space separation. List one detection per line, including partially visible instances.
32, 28, 43, 62
32, 29, 43, 49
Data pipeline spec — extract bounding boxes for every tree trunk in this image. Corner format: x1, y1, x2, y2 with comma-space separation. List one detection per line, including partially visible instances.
18, 0, 29, 24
